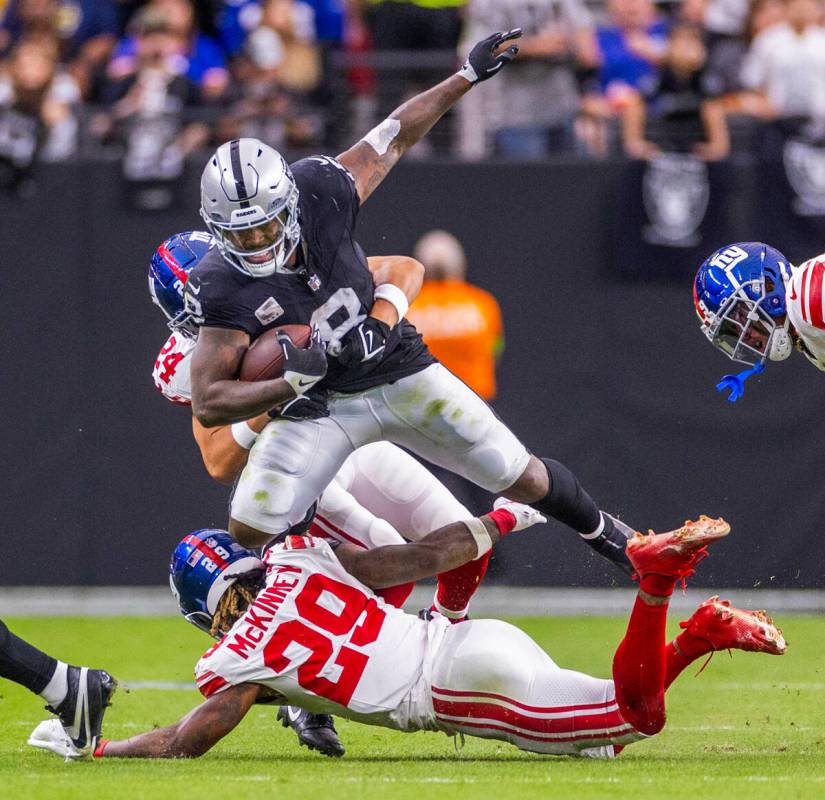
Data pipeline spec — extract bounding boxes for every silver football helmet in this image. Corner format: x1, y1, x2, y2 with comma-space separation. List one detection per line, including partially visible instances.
200, 138, 300, 278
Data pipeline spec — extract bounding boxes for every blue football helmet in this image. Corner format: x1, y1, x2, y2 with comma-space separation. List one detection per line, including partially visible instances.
694, 242, 794, 401
148, 231, 216, 337
169, 529, 263, 635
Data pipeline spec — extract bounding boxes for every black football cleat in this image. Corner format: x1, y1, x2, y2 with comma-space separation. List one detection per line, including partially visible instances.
277, 706, 345, 757
46, 666, 117, 750
583, 513, 634, 576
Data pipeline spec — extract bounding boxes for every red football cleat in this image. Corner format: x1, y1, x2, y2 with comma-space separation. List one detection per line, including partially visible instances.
680, 596, 787, 655
626, 515, 730, 581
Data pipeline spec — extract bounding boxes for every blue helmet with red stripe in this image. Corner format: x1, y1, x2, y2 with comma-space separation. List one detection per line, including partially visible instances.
169, 529, 263, 635
148, 231, 216, 337
694, 242, 794, 400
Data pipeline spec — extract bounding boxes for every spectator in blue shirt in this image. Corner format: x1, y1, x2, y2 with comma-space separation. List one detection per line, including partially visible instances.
108, 0, 229, 101
577, 0, 668, 156
216, 0, 343, 55
596, 0, 669, 99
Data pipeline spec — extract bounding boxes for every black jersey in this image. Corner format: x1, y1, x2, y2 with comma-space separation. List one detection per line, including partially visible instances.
185, 156, 434, 394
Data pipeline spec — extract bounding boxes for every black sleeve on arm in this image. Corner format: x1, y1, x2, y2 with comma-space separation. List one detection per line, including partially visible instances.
185, 272, 256, 337
291, 156, 360, 230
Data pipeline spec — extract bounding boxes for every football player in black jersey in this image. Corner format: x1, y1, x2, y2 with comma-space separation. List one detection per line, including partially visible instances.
186, 30, 635, 578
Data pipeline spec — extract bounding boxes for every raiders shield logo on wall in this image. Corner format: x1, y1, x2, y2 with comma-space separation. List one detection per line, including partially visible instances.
642, 153, 710, 247
783, 139, 825, 217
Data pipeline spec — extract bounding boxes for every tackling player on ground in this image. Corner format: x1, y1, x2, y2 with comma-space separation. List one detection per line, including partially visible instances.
694, 241, 825, 401
30, 513, 785, 761
181, 30, 636, 587
149, 232, 511, 754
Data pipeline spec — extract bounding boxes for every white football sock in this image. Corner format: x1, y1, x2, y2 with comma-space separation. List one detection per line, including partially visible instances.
40, 661, 68, 707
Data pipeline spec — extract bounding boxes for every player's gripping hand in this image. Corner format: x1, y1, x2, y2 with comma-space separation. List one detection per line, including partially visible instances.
457, 29, 522, 85
278, 327, 327, 396
335, 317, 390, 367
493, 497, 547, 531
276, 395, 330, 420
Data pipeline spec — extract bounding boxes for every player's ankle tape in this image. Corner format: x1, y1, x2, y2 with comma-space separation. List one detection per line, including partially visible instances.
93, 740, 109, 758
639, 574, 676, 598
488, 508, 517, 536
463, 518, 494, 559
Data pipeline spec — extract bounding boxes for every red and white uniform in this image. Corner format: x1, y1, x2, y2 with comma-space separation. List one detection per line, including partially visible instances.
195, 537, 646, 758
311, 443, 470, 550
153, 332, 196, 405
785, 253, 825, 371
151, 334, 471, 554
786, 255, 825, 371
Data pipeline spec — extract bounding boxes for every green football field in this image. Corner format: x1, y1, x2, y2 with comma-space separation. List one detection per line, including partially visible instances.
2, 614, 823, 800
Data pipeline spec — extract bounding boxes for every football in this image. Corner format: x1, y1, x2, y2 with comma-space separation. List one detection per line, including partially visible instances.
239, 324, 312, 381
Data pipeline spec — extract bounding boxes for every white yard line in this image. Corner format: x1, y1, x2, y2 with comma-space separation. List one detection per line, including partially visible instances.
3, 586, 824, 616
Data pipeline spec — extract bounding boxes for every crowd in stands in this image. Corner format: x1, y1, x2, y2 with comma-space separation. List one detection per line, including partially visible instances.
0, 0, 824, 185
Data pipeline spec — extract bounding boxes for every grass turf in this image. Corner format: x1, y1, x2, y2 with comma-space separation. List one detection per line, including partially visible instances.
2, 614, 824, 800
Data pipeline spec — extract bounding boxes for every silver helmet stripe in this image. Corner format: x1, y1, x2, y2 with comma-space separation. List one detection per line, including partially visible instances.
229, 139, 250, 208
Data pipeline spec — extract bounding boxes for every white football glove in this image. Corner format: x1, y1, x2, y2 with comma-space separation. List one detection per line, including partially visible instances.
28, 718, 90, 761
493, 497, 547, 531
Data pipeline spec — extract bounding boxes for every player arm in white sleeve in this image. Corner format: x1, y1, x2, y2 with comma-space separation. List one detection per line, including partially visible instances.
316, 478, 408, 549
340, 442, 471, 541
335, 501, 546, 590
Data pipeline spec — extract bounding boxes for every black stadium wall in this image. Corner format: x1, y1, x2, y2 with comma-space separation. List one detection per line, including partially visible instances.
2, 157, 824, 589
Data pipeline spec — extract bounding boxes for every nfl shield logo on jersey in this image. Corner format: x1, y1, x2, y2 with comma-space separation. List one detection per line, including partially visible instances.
255, 297, 285, 325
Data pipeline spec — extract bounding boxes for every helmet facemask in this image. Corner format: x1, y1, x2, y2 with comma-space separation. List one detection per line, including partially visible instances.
707, 278, 791, 366
200, 139, 301, 278
203, 199, 300, 278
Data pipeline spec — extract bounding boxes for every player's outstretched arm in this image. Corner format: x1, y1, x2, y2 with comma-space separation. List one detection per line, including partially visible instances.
336, 502, 545, 589
337, 30, 521, 204
97, 683, 261, 759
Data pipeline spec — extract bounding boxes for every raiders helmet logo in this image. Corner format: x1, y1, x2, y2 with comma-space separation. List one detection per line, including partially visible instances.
642, 153, 710, 248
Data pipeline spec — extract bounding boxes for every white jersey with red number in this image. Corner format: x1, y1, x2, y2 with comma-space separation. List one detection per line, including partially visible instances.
153, 332, 196, 404
194, 536, 643, 757
786, 256, 825, 371
195, 536, 449, 732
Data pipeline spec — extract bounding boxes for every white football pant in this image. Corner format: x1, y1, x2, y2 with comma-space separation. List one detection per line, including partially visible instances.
426, 619, 645, 758
232, 363, 530, 534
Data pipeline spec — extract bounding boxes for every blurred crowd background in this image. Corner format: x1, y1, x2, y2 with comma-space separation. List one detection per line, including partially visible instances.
2, 0, 825, 188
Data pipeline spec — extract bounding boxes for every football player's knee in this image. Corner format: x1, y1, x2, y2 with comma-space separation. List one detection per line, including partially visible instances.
229, 518, 277, 549
504, 456, 549, 502
536, 457, 600, 533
